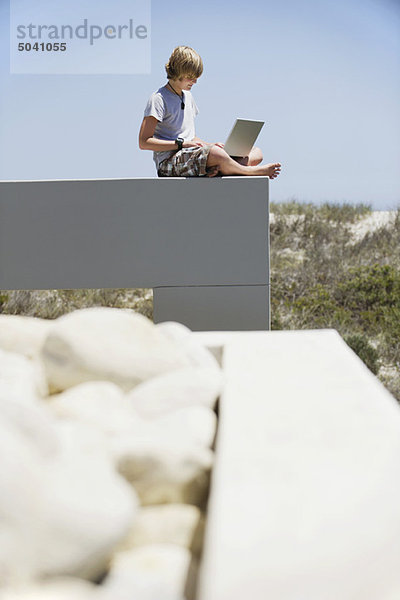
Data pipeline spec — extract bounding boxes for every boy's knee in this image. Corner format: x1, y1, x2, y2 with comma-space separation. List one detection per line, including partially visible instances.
208, 145, 228, 160
251, 146, 263, 164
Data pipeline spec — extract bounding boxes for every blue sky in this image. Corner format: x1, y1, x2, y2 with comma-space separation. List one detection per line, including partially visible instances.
0, 0, 399, 208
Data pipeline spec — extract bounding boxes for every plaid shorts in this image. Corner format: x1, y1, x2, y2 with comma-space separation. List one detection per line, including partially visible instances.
157, 145, 212, 177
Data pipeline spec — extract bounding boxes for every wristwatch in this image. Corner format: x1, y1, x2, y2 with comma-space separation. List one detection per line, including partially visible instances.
175, 137, 184, 151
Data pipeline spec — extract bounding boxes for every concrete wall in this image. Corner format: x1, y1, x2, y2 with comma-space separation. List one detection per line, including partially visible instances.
0, 177, 270, 330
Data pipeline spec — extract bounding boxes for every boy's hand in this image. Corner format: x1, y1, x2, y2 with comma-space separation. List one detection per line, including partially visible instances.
183, 140, 204, 148
214, 142, 225, 148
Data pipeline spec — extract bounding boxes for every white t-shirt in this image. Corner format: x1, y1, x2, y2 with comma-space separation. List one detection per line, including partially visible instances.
143, 85, 199, 170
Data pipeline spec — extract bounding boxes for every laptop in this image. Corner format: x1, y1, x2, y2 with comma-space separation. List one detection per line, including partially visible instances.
224, 118, 265, 157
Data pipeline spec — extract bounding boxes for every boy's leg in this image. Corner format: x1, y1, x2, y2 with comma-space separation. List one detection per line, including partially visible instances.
206, 145, 281, 178
232, 146, 263, 166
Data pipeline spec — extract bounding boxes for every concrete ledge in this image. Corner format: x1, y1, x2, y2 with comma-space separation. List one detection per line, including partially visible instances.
0, 177, 270, 330
0, 177, 269, 289
195, 329, 400, 600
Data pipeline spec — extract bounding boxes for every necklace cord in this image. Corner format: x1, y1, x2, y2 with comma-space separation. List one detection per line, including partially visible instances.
167, 82, 185, 109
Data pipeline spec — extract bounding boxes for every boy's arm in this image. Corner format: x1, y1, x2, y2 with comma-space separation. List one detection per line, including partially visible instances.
139, 117, 201, 151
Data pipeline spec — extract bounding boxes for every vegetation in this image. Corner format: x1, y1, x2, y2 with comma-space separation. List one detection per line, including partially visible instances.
270, 201, 400, 400
1, 201, 399, 399
0, 288, 153, 321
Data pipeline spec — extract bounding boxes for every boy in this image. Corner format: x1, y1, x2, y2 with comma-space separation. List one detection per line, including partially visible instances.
139, 46, 281, 179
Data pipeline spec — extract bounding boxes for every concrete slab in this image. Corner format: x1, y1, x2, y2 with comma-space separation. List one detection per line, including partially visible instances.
196, 329, 400, 600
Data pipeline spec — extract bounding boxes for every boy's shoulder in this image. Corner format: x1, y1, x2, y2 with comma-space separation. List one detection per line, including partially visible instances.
144, 87, 166, 112
145, 86, 197, 116
146, 86, 168, 106
152, 85, 168, 99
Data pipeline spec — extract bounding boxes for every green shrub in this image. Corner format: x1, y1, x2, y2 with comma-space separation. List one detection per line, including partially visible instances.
290, 284, 352, 329
336, 264, 400, 334
0, 292, 9, 314
338, 264, 400, 310
344, 334, 380, 375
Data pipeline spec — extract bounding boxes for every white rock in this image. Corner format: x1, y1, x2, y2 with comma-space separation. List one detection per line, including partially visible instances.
127, 367, 223, 418
0, 578, 100, 600
157, 321, 220, 369
55, 418, 113, 464
37, 450, 138, 580
120, 504, 205, 556
0, 397, 60, 459
0, 418, 48, 584
151, 405, 217, 448
49, 381, 142, 438
0, 349, 48, 404
103, 544, 193, 600
115, 438, 213, 506
156, 321, 192, 343
0, 314, 52, 359
51, 391, 217, 477
0, 404, 138, 583
40, 307, 192, 393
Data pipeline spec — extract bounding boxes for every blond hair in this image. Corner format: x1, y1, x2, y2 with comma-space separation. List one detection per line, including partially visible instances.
165, 46, 203, 80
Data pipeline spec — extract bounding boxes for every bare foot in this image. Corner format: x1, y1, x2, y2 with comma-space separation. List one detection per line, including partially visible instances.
253, 163, 281, 178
